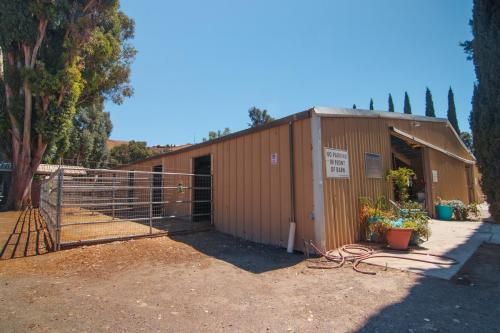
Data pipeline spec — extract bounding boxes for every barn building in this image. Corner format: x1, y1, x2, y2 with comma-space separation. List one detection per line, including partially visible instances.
119, 107, 482, 250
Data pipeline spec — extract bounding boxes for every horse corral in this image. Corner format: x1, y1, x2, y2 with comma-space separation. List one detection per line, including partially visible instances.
39, 168, 212, 249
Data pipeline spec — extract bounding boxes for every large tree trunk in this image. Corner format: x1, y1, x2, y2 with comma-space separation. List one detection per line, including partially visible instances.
7, 165, 34, 209
4, 21, 48, 211
6, 142, 46, 210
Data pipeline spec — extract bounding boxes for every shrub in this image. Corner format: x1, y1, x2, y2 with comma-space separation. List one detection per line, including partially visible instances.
436, 199, 480, 221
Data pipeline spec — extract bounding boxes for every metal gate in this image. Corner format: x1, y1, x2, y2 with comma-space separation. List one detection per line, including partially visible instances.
39, 167, 213, 249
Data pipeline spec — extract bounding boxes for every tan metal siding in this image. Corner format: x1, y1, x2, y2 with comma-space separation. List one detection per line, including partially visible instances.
320, 116, 475, 250
428, 149, 469, 204
321, 118, 393, 250
119, 118, 314, 250
293, 119, 315, 248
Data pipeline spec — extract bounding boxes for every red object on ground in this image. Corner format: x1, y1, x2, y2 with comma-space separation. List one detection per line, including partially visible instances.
386, 228, 413, 250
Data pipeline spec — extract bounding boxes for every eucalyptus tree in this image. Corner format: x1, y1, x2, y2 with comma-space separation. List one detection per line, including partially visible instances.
62, 103, 113, 168
248, 106, 274, 127
0, 0, 135, 209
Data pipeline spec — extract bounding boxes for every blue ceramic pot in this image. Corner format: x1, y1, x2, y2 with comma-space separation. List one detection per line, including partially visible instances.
435, 204, 453, 221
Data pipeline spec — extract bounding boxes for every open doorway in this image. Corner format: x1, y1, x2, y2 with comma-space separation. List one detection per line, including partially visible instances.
390, 135, 427, 207
192, 155, 212, 222
152, 165, 163, 216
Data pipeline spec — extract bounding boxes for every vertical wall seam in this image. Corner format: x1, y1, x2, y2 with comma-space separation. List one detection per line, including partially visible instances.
311, 111, 326, 248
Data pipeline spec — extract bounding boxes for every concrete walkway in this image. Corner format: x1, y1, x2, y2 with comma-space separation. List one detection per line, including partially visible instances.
366, 219, 500, 280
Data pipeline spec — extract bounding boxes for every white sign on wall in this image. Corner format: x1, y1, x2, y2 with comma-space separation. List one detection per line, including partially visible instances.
432, 170, 438, 183
271, 152, 278, 165
324, 148, 350, 178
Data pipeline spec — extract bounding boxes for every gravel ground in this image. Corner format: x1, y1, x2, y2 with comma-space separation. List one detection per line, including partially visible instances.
0, 230, 499, 332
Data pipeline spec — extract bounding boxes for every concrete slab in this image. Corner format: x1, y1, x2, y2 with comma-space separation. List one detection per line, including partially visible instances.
365, 219, 500, 280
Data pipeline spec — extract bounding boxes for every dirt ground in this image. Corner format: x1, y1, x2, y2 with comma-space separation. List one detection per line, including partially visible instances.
1, 223, 499, 333
59, 207, 211, 244
0, 209, 52, 259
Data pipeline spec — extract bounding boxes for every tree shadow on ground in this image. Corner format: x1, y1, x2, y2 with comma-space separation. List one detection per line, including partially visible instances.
170, 230, 304, 274
0, 209, 53, 260
357, 240, 500, 332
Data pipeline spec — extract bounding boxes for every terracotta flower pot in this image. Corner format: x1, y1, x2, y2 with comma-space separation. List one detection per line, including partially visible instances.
386, 228, 413, 250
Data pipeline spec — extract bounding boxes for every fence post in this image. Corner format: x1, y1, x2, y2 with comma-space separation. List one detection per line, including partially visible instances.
210, 174, 214, 225
149, 173, 153, 235
112, 174, 116, 220
55, 168, 64, 251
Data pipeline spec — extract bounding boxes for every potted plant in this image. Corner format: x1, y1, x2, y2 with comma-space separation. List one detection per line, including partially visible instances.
359, 194, 430, 249
436, 198, 480, 221
400, 211, 431, 245
385, 168, 424, 249
359, 196, 394, 242
360, 196, 388, 222
435, 197, 454, 220
385, 224, 413, 250
386, 167, 416, 204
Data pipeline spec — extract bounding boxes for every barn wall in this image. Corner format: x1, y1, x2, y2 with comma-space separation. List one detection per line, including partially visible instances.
119, 118, 315, 249
320, 116, 475, 250
427, 149, 470, 205
320, 117, 393, 250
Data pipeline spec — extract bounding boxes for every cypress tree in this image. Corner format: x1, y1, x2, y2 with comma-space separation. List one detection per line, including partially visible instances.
447, 87, 460, 132
369, 98, 374, 110
466, 0, 500, 221
403, 92, 412, 114
425, 87, 436, 117
388, 94, 395, 112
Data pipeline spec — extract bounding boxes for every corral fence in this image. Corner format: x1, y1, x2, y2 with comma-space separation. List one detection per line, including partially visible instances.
39, 167, 213, 250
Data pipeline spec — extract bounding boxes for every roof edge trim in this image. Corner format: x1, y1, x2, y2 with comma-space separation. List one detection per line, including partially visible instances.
313, 107, 449, 124
390, 127, 475, 165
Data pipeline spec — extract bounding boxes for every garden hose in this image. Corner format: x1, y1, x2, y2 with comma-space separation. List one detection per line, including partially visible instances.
304, 240, 458, 275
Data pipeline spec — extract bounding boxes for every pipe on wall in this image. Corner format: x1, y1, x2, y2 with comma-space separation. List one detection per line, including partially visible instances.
287, 120, 297, 253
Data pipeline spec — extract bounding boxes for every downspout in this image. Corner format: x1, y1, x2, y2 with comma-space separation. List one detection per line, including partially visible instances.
287, 120, 297, 253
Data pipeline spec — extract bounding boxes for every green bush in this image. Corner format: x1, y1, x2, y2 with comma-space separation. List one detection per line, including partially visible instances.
437, 199, 480, 221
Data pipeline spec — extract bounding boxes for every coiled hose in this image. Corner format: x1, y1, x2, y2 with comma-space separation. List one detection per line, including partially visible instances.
304, 240, 458, 275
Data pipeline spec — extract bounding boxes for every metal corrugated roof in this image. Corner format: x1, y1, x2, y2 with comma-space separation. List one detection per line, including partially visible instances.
313, 107, 473, 157
118, 106, 473, 168
313, 106, 448, 123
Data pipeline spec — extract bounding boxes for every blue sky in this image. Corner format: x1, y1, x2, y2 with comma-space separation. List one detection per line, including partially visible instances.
106, 0, 475, 145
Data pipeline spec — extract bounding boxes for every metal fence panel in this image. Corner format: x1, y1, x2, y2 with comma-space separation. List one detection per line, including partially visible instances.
39, 169, 61, 249
40, 167, 212, 248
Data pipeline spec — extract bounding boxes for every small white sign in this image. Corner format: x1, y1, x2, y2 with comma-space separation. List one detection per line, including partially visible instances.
271, 152, 278, 165
432, 170, 438, 183
325, 148, 349, 178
